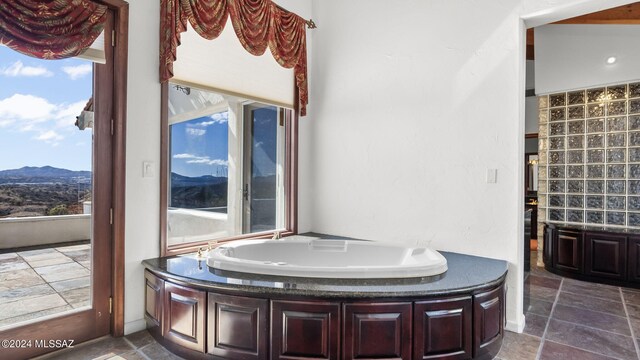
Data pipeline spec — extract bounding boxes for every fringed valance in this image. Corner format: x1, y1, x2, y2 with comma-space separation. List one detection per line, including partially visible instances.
160, 0, 309, 116
0, 0, 107, 59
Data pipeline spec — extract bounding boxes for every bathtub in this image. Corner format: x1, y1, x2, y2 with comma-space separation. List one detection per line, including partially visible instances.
207, 237, 448, 278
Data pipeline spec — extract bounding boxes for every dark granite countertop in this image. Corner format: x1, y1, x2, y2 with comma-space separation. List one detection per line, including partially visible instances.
546, 222, 640, 235
143, 235, 508, 298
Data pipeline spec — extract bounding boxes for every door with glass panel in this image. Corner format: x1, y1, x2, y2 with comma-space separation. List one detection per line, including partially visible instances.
242, 103, 285, 233
0, 13, 114, 359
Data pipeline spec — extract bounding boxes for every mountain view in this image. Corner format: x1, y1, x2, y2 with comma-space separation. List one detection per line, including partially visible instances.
0, 166, 92, 218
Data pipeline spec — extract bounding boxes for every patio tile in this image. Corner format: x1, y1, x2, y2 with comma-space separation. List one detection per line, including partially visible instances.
0, 260, 30, 273
50, 276, 90, 292
79, 260, 91, 269
546, 319, 637, 360
18, 248, 60, 260
0, 305, 73, 328
0, 253, 19, 261
59, 287, 90, 308
0, 284, 55, 305
34, 262, 90, 283
0, 293, 67, 321
55, 244, 91, 253
0, 268, 45, 291
26, 254, 74, 268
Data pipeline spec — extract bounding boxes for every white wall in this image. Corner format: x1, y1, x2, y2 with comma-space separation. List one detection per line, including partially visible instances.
535, 24, 640, 94
120, 0, 637, 335
123, 0, 161, 334
122, 0, 314, 334
302, 0, 638, 332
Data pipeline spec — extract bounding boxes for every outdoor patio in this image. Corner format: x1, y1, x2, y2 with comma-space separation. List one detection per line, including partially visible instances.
0, 243, 91, 329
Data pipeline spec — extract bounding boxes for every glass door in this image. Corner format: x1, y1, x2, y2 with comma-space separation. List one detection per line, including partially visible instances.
242, 103, 286, 233
0, 12, 114, 359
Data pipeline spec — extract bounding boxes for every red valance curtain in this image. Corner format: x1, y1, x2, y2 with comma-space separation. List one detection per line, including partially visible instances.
0, 0, 107, 60
160, 0, 309, 116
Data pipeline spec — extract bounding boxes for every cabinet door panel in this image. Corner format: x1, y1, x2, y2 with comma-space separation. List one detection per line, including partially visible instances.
343, 302, 411, 360
585, 233, 626, 280
543, 225, 554, 265
473, 287, 504, 359
271, 300, 340, 360
554, 230, 583, 273
208, 293, 268, 360
629, 237, 640, 283
414, 297, 472, 360
144, 270, 164, 328
163, 282, 206, 352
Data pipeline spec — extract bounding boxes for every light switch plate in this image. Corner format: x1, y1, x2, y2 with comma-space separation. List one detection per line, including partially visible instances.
143, 161, 154, 178
486, 168, 498, 183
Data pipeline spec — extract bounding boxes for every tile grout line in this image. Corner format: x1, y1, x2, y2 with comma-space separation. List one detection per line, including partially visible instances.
534, 277, 563, 360
620, 288, 640, 360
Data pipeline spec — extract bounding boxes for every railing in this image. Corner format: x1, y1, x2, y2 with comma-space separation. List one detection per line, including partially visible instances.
0, 214, 91, 249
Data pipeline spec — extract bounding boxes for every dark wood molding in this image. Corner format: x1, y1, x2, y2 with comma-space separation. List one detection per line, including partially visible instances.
159, 84, 299, 257
525, 133, 539, 139
160, 82, 169, 257
106, 0, 129, 337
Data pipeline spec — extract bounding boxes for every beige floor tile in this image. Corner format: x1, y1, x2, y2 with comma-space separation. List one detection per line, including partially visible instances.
0, 293, 67, 321
34, 262, 90, 283
0, 268, 46, 291
0, 305, 73, 329
50, 276, 90, 292
59, 287, 91, 308
0, 283, 55, 305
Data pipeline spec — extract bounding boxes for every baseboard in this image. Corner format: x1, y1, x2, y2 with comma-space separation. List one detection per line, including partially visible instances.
124, 318, 147, 335
505, 313, 526, 333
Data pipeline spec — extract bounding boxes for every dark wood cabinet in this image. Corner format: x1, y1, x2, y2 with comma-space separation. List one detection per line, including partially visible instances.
544, 224, 640, 288
473, 287, 503, 359
343, 302, 412, 360
143, 270, 504, 360
271, 300, 340, 360
163, 282, 206, 352
207, 293, 268, 360
585, 233, 626, 280
628, 237, 640, 283
553, 229, 583, 273
414, 296, 472, 360
543, 225, 554, 265
144, 270, 164, 328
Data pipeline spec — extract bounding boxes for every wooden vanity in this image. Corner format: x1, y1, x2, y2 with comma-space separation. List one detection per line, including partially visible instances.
143, 251, 507, 360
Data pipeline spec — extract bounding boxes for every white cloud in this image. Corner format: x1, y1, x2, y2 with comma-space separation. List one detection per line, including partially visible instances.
186, 128, 206, 136
173, 153, 197, 159
173, 153, 228, 166
0, 94, 57, 122
62, 64, 92, 80
0, 93, 90, 145
0, 61, 53, 77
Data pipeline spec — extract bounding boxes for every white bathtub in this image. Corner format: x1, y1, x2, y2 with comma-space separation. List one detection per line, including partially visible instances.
207, 237, 448, 279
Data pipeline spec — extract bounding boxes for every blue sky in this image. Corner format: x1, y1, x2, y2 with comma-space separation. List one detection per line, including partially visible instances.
171, 112, 229, 177
0, 46, 93, 171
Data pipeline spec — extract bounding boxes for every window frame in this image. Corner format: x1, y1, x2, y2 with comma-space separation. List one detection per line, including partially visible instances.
160, 82, 298, 256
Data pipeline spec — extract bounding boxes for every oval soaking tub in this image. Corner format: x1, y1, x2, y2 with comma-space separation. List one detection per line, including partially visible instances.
207, 237, 448, 278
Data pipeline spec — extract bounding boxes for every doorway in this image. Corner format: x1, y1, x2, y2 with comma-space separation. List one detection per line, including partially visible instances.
0, 2, 127, 357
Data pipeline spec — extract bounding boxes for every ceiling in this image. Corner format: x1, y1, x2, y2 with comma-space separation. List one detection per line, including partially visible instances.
526, 2, 640, 60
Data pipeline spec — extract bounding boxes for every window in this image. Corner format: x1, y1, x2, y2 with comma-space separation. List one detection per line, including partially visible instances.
163, 83, 296, 253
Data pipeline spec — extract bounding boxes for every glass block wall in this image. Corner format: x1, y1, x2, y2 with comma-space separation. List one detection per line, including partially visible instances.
538, 82, 640, 233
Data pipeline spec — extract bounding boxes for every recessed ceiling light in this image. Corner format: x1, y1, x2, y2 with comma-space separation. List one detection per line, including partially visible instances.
606, 56, 617, 65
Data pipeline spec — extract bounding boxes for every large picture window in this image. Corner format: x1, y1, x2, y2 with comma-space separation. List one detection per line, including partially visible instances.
162, 83, 296, 253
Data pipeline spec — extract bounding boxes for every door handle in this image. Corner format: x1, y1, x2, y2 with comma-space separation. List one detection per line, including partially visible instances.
243, 184, 249, 201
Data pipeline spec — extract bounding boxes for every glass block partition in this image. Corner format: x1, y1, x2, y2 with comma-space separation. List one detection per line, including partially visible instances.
538, 82, 640, 232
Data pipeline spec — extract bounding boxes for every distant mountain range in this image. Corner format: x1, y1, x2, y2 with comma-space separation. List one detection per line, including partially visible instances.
0, 166, 92, 184
171, 172, 227, 186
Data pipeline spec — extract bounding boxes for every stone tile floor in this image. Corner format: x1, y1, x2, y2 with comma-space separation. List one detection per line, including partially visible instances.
496, 252, 640, 360
0, 244, 91, 329
18, 251, 640, 360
